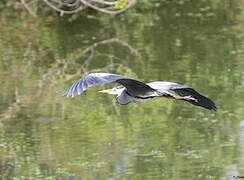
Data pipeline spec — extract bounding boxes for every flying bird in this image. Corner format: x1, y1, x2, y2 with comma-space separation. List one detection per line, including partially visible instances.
64, 72, 217, 111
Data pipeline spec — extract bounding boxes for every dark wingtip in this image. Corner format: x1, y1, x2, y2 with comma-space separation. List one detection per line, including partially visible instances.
208, 103, 217, 112
173, 88, 217, 112
185, 94, 217, 111
198, 98, 217, 112
212, 104, 217, 111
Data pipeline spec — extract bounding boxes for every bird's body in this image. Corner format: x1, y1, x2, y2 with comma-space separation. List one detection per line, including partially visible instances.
106, 86, 159, 105
64, 73, 217, 111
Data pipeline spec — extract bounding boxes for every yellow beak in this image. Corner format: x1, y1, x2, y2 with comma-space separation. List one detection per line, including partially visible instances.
98, 89, 116, 95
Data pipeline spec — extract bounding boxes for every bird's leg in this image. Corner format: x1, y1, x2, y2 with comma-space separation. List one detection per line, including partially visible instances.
175, 95, 198, 102
163, 92, 198, 102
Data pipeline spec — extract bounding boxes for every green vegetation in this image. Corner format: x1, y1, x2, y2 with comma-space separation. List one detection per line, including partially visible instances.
0, 0, 244, 179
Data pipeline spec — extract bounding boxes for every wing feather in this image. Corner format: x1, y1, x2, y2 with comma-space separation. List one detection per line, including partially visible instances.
116, 79, 156, 97
172, 88, 217, 111
64, 73, 126, 97
64, 72, 157, 98
147, 81, 217, 111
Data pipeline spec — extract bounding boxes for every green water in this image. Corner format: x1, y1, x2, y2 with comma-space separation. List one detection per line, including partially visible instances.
1, 1, 244, 179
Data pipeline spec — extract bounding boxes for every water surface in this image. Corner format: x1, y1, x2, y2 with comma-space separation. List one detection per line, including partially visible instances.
0, 1, 244, 179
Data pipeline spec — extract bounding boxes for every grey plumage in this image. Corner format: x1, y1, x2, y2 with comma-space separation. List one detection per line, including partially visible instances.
64, 73, 126, 97
64, 72, 217, 111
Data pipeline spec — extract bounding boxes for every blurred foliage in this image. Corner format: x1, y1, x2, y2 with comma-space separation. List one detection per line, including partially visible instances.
0, 0, 244, 179
115, 0, 129, 10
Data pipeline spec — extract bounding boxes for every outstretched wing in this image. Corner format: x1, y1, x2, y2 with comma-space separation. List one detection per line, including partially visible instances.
116, 79, 156, 98
147, 81, 188, 93
147, 81, 217, 111
64, 73, 156, 98
64, 73, 126, 97
171, 87, 217, 111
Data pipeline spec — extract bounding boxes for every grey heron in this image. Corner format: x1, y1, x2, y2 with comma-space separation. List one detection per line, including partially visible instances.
64, 73, 217, 111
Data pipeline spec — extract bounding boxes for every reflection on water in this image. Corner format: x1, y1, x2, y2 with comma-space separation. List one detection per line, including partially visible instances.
1, 0, 244, 179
